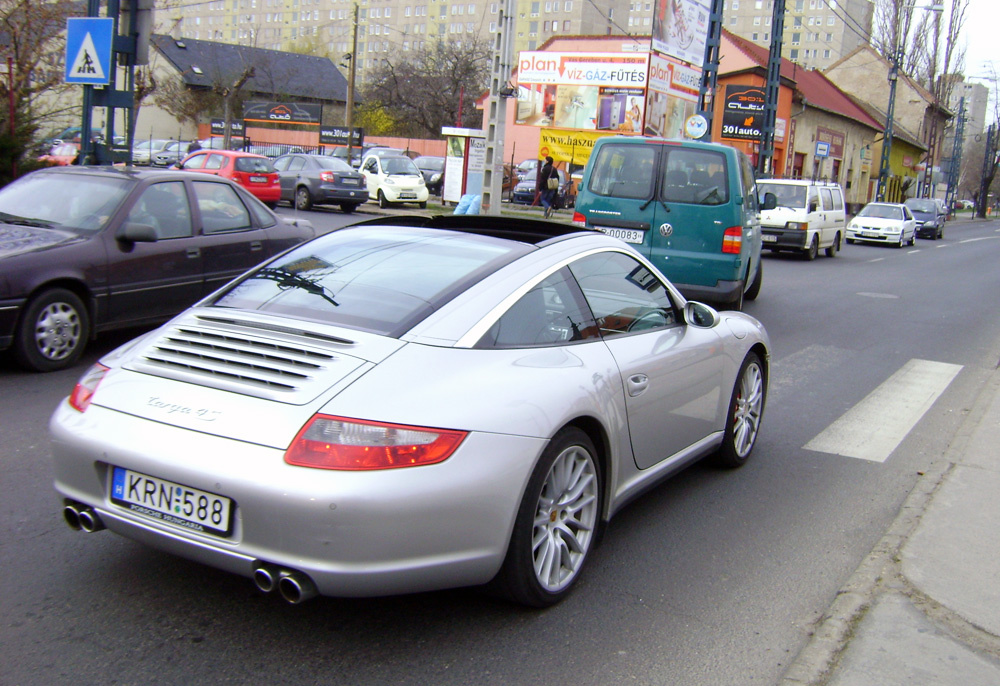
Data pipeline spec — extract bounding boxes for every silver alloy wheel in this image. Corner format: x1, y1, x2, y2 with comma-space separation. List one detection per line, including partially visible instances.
34, 301, 82, 361
531, 444, 599, 593
732, 359, 764, 458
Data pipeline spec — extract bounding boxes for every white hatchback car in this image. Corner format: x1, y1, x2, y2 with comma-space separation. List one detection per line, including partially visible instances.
360, 154, 429, 209
845, 202, 916, 247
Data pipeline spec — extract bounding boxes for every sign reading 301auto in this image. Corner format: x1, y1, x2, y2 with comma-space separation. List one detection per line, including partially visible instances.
721, 85, 765, 141
65, 18, 114, 85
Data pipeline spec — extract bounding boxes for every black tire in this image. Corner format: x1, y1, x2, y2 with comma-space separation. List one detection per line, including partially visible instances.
825, 232, 841, 257
265, 202, 278, 210
295, 186, 313, 211
846, 237, 856, 245
715, 352, 766, 469
493, 427, 602, 607
14, 288, 90, 372
805, 235, 819, 260
418, 201, 427, 209
745, 260, 762, 301
340, 203, 358, 214
378, 190, 390, 209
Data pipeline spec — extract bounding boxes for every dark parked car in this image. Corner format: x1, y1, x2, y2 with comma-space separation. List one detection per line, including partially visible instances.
0, 167, 315, 372
511, 168, 574, 208
903, 197, 944, 240
151, 140, 192, 167
273, 153, 367, 212
413, 156, 446, 195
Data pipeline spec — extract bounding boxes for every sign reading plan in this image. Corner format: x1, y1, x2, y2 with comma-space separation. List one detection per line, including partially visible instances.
64, 17, 114, 85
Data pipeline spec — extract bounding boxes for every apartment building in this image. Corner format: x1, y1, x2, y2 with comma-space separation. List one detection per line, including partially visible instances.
722, 0, 872, 70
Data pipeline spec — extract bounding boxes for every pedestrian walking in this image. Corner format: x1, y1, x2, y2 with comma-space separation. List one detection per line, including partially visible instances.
538, 156, 558, 219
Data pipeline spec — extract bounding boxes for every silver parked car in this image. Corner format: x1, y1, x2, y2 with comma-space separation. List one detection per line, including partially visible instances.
51, 216, 769, 607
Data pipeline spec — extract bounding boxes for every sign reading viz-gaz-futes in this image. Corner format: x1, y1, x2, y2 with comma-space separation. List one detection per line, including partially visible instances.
721, 85, 765, 141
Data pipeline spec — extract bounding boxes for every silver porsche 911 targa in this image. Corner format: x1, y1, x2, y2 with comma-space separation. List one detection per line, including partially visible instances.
51, 215, 769, 607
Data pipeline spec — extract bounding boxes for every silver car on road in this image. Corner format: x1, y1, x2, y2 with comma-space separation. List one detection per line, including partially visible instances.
51, 216, 769, 607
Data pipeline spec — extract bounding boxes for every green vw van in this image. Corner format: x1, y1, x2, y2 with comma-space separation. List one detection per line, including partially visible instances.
572, 136, 770, 309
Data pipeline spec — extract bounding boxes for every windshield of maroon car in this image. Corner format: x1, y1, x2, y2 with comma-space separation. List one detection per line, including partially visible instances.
0, 172, 132, 232
210, 226, 531, 336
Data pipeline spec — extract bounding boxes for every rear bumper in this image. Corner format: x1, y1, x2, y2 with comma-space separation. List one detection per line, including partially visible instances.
316, 185, 366, 204
673, 279, 743, 306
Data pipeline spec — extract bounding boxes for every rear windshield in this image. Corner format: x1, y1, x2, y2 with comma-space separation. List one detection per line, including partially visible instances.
235, 157, 276, 173
586, 143, 729, 205
210, 226, 529, 336
904, 199, 937, 213
313, 157, 354, 172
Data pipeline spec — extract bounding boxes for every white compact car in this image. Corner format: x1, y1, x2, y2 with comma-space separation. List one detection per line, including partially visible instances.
845, 202, 916, 247
360, 154, 429, 208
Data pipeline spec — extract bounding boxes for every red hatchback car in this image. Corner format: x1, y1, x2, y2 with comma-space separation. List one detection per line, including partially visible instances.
175, 150, 281, 206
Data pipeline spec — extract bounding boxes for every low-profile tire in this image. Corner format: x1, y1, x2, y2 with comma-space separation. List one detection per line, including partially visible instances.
715, 352, 766, 469
745, 260, 762, 301
340, 202, 358, 214
493, 427, 602, 607
805, 235, 819, 260
378, 190, 390, 209
295, 186, 313, 211
825, 232, 841, 257
14, 288, 90, 372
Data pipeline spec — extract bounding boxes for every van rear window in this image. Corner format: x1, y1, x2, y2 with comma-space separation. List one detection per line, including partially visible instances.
660, 148, 729, 205
586, 144, 657, 199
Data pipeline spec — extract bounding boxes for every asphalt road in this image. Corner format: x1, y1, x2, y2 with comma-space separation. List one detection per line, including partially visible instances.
2, 211, 999, 685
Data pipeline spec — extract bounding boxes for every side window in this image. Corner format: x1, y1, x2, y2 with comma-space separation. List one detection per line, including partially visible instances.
272, 156, 290, 172
586, 144, 655, 199
820, 188, 833, 211
205, 154, 226, 170
363, 158, 378, 173
477, 268, 599, 349
125, 181, 193, 239
287, 156, 306, 172
182, 153, 208, 170
807, 188, 819, 212
244, 190, 278, 228
661, 147, 730, 205
568, 251, 679, 338
193, 181, 252, 233
832, 189, 845, 211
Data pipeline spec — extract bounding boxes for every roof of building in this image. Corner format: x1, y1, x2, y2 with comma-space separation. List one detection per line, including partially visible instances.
151, 34, 348, 104
722, 30, 883, 132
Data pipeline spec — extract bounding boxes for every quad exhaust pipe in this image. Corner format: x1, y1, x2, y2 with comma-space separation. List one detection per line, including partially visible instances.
63, 502, 105, 533
253, 563, 317, 604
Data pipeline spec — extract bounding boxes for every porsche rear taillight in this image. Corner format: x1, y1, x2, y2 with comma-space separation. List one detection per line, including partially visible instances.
722, 226, 743, 254
284, 415, 467, 470
69, 363, 109, 413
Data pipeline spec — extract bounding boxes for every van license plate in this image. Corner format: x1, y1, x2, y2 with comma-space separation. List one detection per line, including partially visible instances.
762, 234, 778, 243
598, 227, 644, 244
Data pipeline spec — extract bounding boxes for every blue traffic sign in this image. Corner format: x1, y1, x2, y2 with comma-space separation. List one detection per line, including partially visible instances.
65, 17, 114, 85
815, 141, 831, 158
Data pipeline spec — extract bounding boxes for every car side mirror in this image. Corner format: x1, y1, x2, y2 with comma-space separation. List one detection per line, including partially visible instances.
120, 222, 158, 243
808, 200, 818, 213
684, 301, 719, 328
761, 192, 777, 210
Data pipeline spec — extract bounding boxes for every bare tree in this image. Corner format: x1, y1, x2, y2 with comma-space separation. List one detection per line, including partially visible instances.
360, 38, 490, 138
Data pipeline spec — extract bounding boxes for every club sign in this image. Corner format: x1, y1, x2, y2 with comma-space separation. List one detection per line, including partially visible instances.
721, 85, 765, 141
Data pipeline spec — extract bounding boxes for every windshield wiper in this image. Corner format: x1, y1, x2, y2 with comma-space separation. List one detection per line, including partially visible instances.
253, 267, 340, 307
0, 211, 58, 228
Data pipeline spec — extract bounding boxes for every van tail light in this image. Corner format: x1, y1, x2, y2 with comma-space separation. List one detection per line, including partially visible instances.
722, 226, 743, 254
572, 211, 587, 227
69, 363, 109, 413
284, 415, 468, 471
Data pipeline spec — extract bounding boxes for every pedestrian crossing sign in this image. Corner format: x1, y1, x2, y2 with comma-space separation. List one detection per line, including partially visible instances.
65, 17, 114, 85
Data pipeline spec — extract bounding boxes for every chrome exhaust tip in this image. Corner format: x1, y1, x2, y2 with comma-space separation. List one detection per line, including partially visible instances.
253, 564, 279, 594
78, 507, 105, 533
277, 570, 318, 605
63, 504, 82, 531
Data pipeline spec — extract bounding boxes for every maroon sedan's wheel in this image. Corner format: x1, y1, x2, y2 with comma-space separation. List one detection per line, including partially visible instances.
14, 288, 90, 372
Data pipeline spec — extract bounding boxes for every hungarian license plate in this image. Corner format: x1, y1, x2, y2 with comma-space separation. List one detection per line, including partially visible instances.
597, 226, 645, 244
862, 231, 880, 238
249, 175, 267, 183
398, 192, 416, 199
342, 178, 359, 186
110, 466, 233, 537
761, 234, 778, 243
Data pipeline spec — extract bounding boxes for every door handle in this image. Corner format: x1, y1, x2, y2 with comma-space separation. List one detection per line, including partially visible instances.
250, 240, 262, 251
186, 248, 200, 259
627, 374, 649, 397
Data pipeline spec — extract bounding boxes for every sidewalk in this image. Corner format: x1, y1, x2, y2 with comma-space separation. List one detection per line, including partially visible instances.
780, 363, 1000, 685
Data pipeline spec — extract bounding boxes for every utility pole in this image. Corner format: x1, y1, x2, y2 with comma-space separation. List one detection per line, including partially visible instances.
756, 0, 785, 176
345, 3, 359, 160
943, 96, 965, 212
976, 124, 995, 218
482, 0, 514, 215
876, 44, 901, 202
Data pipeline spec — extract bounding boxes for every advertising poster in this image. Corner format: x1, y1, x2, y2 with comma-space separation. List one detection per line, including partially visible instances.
651, 0, 711, 67
538, 129, 606, 167
720, 85, 765, 141
516, 52, 649, 131
643, 53, 701, 139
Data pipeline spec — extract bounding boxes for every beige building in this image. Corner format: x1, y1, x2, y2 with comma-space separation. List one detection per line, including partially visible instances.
722, 0, 873, 71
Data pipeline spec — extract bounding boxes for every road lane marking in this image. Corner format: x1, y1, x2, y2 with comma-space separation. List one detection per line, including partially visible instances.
868, 258, 885, 262
959, 236, 999, 243
804, 359, 963, 463
857, 292, 900, 299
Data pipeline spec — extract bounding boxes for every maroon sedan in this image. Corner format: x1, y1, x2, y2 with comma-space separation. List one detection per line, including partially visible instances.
0, 166, 315, 371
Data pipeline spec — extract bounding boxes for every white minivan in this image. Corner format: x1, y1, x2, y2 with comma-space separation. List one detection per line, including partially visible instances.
757, 180, 847, 259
